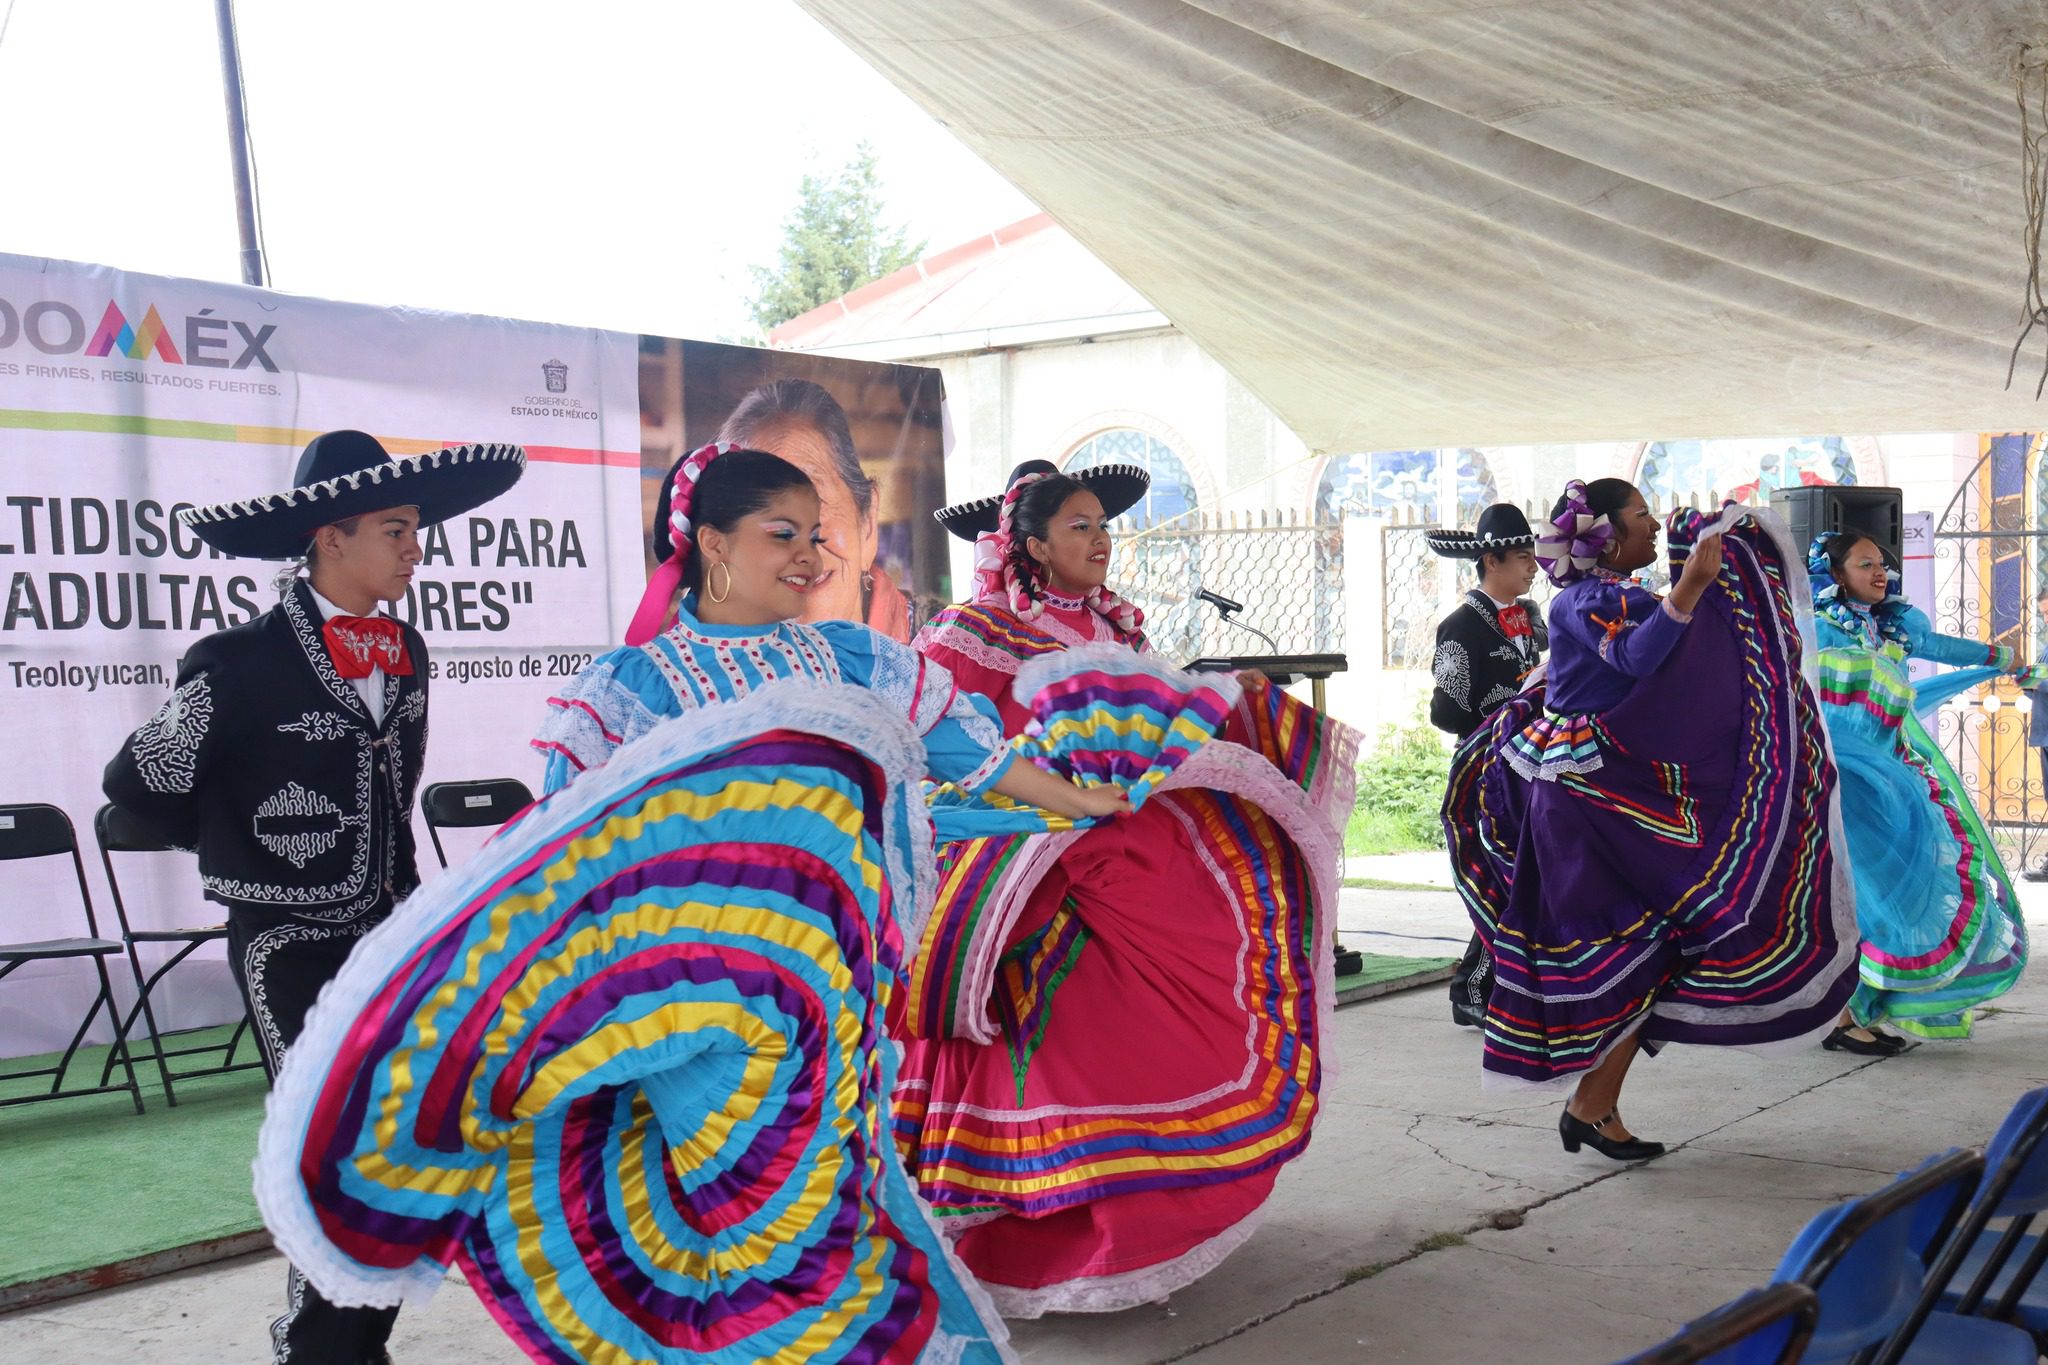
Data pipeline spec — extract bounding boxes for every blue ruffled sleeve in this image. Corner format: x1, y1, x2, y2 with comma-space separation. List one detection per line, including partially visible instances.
531, 645, 679, 796
817, 621, 1016, 792
1898, 604, 2013, 670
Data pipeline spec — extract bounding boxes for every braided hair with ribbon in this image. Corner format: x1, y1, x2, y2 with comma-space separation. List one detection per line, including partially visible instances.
992, 470, 1145, 640
625, 442, 814, 645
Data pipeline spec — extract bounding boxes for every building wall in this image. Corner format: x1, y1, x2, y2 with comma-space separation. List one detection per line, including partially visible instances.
917, 328, 2032, 753
934, 331, 1310, 589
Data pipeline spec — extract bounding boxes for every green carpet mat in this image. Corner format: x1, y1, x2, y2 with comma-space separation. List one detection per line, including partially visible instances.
0, 1026, 267, 1290
1333, 952, 1457, 1001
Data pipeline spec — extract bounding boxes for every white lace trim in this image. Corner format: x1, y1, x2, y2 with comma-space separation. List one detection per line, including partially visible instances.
531, 659, 668, 778
980, 1208, 1266, 1319
1011, 641, 1243, 716
254, 679, 932, 1309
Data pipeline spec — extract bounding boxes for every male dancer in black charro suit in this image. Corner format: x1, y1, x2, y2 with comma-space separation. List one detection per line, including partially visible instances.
1426, 504, 1545, 1029
105, 430, 523, 1364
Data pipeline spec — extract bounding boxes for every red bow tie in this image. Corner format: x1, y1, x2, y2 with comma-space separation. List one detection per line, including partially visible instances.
322, 615, 412, 680
1498, 604, 1533, 640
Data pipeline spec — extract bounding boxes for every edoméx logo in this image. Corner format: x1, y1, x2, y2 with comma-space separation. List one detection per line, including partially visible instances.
0, 295, 279, 371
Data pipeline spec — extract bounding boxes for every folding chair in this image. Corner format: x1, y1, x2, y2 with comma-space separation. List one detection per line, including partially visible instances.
0, 802, 144, 1114
421, 778, 534, 868
1772, 1148, 2032, 1364
93, 803, 262, 1107
1614, 1282, 1819, 1364
1921, 1086, 2048, 1336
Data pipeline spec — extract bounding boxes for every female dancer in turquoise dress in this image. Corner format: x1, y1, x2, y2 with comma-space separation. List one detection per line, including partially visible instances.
1809, 529, 2032, 1050
252, 445, 1137, 1364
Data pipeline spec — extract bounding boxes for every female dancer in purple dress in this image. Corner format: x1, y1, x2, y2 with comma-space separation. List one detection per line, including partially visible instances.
1444, 479, 1859, 1160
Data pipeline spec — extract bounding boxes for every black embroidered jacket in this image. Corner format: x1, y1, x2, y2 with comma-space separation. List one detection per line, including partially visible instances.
103, 582, 430, 925
1428, 590, 1547, 739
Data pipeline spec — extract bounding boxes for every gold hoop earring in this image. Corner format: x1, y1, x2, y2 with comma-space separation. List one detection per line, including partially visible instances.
707, 561, 732, 604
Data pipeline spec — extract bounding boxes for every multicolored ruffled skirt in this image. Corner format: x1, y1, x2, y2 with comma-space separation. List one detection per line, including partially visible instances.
894, 647, 1356, 1316
1816, 646, 2028, 1038
254, 682, 1011, 1364
1443, 506, 1860, 1086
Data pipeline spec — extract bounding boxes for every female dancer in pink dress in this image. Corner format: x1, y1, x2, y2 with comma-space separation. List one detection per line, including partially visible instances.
894, 460, 1360, 1316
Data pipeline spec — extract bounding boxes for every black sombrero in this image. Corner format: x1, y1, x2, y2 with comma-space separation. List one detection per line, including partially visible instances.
933, 459, 1150, 541
1426, 503, 1538, 559
180, 429, 527, 559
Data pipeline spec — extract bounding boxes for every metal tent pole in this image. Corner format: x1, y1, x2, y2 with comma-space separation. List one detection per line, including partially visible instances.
213, 0, 267, 287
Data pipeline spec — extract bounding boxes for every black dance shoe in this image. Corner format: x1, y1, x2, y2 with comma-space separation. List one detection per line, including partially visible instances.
1451, 1002, 1485, 1028
2024, 864, 2048, 883
1821, 1025, 1907, 1056
1559, 1108, 1666, 1162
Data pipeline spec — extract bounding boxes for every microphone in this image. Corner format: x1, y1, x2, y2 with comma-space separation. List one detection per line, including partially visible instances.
1194, 583, 1278, 652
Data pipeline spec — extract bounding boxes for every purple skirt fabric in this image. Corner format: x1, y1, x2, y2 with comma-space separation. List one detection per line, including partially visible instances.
1444, 510, 1859, 1085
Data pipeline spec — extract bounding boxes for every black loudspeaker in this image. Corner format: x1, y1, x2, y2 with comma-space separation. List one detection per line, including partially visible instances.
1769, 485, 1903, 565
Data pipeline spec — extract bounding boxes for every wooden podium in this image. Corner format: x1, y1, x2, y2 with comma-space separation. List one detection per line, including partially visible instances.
1183, 652, 1346, 714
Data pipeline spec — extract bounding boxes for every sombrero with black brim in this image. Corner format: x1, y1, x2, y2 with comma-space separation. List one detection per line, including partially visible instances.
1426, 503, 1538, 559
180, 429, 527, 559
934, 458, 1151, 541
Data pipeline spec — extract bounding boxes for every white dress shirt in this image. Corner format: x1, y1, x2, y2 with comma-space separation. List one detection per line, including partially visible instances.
308, 586, 389, 727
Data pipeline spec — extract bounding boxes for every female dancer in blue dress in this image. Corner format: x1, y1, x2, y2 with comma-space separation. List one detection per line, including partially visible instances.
253, 444, 1130, 1365
1808, 529, 2031, 1052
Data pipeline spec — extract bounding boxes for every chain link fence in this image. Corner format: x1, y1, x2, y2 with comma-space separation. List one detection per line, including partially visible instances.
1111, 510, 1345, 663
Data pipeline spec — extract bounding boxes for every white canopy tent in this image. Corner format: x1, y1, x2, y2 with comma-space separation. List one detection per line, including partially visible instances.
795, 0, 2048, 452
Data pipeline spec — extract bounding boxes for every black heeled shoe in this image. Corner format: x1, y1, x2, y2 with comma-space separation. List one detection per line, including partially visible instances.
1821, 1025, 1906, 1057
1559, 1107, 1666, 1162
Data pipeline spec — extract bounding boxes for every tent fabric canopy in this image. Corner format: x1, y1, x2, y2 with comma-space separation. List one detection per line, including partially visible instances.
795, 0, 2048, 451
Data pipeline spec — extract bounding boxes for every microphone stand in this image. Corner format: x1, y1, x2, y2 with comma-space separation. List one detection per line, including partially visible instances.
1197, 590, 1280, 653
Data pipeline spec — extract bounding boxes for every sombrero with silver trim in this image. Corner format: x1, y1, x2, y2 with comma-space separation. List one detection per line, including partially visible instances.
180, 429, 527, 559
934, 458, 1151, 541
1426, 503, 1538, 559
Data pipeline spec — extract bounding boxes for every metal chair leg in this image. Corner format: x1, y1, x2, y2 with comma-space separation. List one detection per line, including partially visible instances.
93, 954, 146, 1115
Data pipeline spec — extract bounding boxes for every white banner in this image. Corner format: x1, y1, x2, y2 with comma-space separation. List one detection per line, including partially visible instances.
0, 253, 644, 1057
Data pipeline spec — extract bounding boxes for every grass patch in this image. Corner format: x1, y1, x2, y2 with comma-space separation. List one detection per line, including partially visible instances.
1344, 805, 1429, 857
1339, 1262, 1388, 1286
1342, 876, 1450, 893
1413, 1231, 1469, 1253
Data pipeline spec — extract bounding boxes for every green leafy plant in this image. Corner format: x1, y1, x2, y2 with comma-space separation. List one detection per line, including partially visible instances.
1345, 703, 1451, 856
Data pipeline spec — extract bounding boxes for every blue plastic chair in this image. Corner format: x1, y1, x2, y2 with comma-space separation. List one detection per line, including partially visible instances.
1927, 1086, 2048, 1335
1614, 1283, 1819, 1364
1771, 1148, 2033, 1364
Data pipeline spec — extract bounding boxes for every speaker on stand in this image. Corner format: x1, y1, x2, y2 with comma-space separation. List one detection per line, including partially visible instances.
1768, 485, 1904, 566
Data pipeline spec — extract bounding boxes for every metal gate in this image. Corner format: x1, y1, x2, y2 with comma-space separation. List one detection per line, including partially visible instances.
1930, 433, 2045, 873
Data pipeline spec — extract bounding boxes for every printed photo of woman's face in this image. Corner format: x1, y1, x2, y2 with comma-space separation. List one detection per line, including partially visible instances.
747, 415, 878, 624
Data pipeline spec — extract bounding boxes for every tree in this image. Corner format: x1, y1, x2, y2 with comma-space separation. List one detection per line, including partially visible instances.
748, 143, 925, 332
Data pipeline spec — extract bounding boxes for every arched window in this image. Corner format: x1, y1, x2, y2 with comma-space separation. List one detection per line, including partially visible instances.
1634, 436, 1857, 507
1065, 429, 1199, 529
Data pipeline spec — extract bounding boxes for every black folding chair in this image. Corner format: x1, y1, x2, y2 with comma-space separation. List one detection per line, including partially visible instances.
1615, 1282, 1819, 1364
93, 803, 262, 1106
0, 802, 144, 1114
421, 778, 534, 868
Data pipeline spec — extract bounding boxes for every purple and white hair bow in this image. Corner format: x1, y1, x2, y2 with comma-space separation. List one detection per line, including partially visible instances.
1534, 480, 1616, 587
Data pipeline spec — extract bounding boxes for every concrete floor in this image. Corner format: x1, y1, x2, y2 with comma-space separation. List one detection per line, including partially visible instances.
11, 868, 2048, 1364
